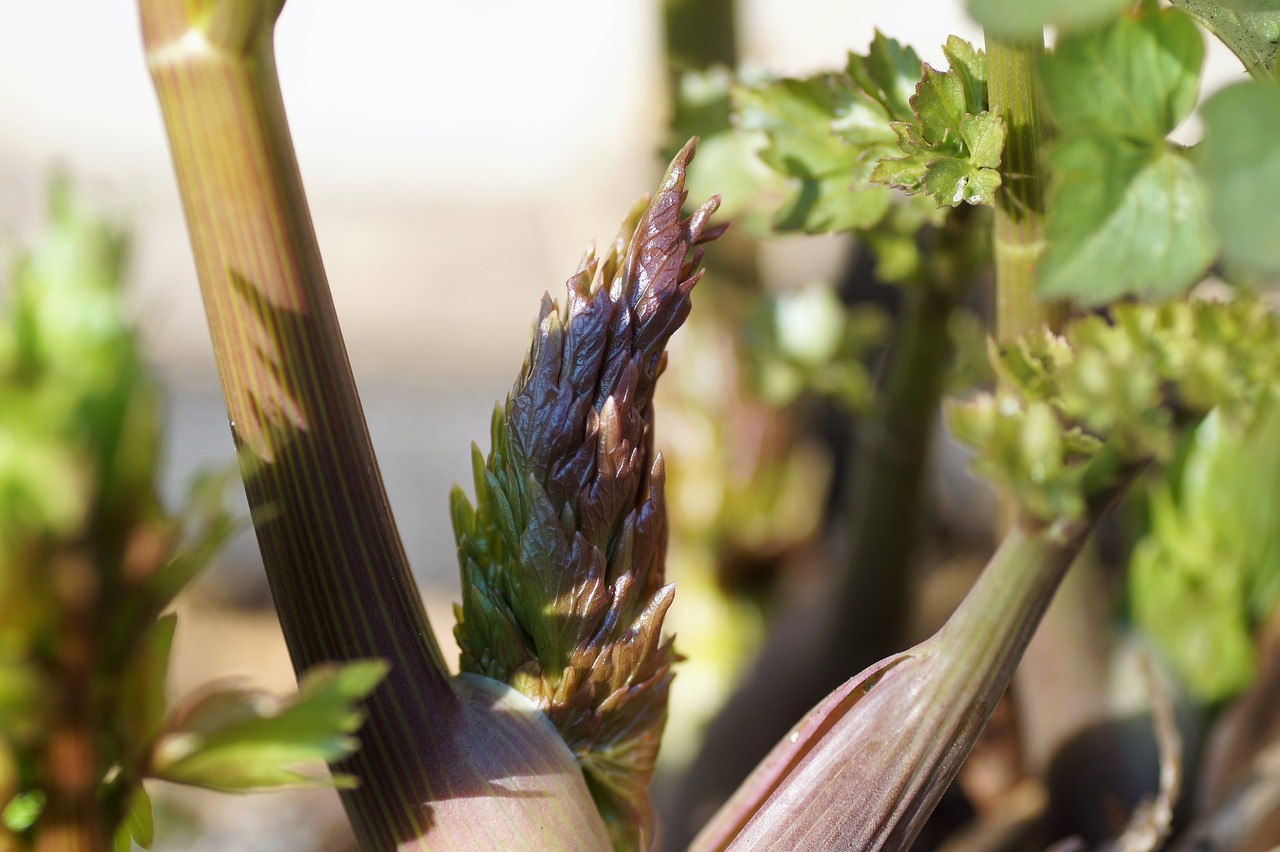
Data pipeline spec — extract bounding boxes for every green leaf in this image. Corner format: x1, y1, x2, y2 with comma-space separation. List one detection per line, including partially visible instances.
2, 790, 45, 833
113, 787, 154, 852
919, 113, 1005, 206
150, 660, 388, 791
735, 74, 896, 232
1198, 81, 1280, 274
968, 0, 1137, 38
1130, 405, 1280, 701
941, 36, 989, 114
1037, 5, 1214, 303
1170, 0, 1280, 79
1039, 137, 1217, 303
870, 45, 1005, 208
1041, 6, 1205, 139
668, 68, 790, 235
115, 615, 178, 764
912, 65, 968, 147
845, 31, 924, 122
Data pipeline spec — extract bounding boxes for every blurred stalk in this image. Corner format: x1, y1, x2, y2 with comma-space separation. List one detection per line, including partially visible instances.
817, 207, 981, 689
37, 581, 102, 852
986, 34, 1107, 774
139, 2, 455, 845
663, 0, 738, 73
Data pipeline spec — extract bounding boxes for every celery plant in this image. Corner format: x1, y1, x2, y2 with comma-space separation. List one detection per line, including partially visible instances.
131, 0, 1280, 849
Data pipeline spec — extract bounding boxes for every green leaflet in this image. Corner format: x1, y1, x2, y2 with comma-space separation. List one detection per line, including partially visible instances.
149, 660, 388, 791
1, 791, 44, 833
1171, 0, 1280, 79
1041, 7, 1204, 138
968, 0, 1135, 38
870, 40, 1006, 208
1198, 81, 1280, 275
1038, 5, 1216, 304
1131, 404, 1280, 701
734, 72, 896, 232
1039, 137, 1216, 304
948, 298, 1280, 537
112, 787, 154, 852
719, 32, 1000, 232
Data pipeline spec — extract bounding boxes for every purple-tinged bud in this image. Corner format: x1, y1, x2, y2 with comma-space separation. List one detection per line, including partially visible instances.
452, 139, 724, 848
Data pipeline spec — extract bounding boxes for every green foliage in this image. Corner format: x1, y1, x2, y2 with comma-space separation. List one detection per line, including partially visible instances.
949, 298, 1280, 537
668, 67, 789, 236
1171, 0, 1280, 79
870, 39, 1006, 208
1038, 4, 1216, 304
113, 787, 154, 852
743, 285, 888, 411
0, 181, 383, 849
1198, 81, 1280, 276
150, 661, 388, 790
1131, 404, 1280, 701
967, 0, 1135, 39
1, 790, 44, 833
730, 31, 1001, 236
734, 69, 897, 232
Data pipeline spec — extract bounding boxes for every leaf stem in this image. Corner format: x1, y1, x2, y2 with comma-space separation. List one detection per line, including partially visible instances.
986, 32, 1112, 774
691, 515, 1098, 850
818, 207, 982, 686
140, 1, 455, 844
985, 35, 1066, 340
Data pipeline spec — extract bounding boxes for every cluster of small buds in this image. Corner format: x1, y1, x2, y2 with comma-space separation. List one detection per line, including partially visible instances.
451, 139, 725, 847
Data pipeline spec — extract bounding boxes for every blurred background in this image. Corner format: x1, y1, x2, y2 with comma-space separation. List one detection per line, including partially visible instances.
0, 0, 986, 594
0, 1, 1256, 848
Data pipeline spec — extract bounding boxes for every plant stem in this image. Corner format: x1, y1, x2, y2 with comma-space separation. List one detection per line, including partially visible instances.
985, 36, 1066, 341
36, 567, 102, 852
691, 516, 1098, 850
140, 2, 454, 845
986, 33, 1110, 774
818, 206, 981, 688
662, 0, 738, 72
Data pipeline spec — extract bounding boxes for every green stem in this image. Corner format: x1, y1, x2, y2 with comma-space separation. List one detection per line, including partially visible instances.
140, 2, 454, 845
986, 35, 1066, 340
986, 33, 1111, 774
818, 207, 980, 686
662, 0, 738, 72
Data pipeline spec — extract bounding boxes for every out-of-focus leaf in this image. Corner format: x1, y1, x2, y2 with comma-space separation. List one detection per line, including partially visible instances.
1038, 137, 1216, 303
1, 790, 44, 833
1198, 81, 1280, 275
968, 0, 1134, 38
115, 615, 177, 764
1171, 0, 1280, 79
669, 67, 789, 235
1038, 5, 1215, 303
1041, 6, 1204, 138
735, 75, 896, 232
744, 285, 888, 411
112, 786, 154, 852
1131, 404, 1280, 701
150, 660, 387, 791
